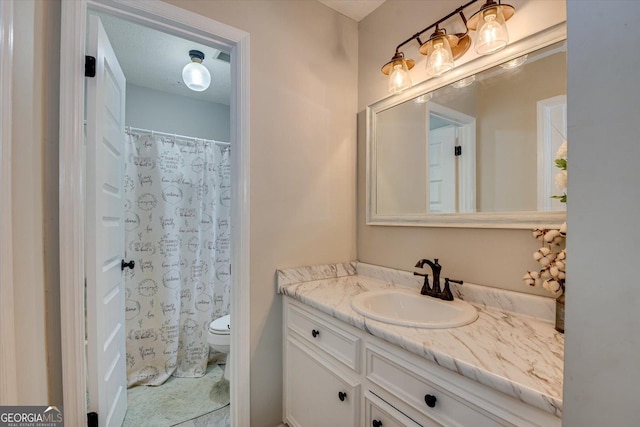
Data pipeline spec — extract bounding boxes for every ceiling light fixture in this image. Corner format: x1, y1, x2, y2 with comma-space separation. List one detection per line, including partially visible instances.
381, 0, 515, 94
182, 50, 211, 92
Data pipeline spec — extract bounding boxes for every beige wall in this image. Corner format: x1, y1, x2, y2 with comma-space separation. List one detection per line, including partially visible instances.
358, 0, 566, 296
11, 0, 62, 404
153, 1, 359, 425
478, 51, 566, 212
11, 0, 356, 425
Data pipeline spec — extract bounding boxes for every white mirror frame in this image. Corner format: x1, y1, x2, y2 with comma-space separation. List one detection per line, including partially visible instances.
366, 22, 567, 229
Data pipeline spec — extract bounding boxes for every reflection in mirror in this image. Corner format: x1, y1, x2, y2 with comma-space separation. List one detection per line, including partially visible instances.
371, 40, 567, 222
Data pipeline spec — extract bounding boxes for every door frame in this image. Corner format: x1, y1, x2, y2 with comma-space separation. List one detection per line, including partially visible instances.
59, 1, 251, 425
427, 102, 477, 213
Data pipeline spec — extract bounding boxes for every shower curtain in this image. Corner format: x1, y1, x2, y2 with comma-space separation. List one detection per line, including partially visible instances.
123, 130, 231, 387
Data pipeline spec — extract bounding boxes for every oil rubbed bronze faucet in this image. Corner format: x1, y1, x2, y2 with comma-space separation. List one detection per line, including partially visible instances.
414, 258, 464, 301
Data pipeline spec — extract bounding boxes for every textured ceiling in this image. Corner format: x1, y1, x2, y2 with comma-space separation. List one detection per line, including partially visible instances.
92, 12, 231, 106
318, 0, 386, 22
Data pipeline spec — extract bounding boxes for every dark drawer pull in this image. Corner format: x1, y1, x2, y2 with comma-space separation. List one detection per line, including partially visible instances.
338, 391, 347, 402
372, 420, 383, 427
311, 329, 320, 338
424, 394, 437, 408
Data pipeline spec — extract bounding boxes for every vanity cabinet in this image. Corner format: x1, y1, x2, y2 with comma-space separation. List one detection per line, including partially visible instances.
283, 297, 561, 427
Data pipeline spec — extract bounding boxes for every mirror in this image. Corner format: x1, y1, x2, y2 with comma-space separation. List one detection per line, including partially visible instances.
367, 27, 567, 228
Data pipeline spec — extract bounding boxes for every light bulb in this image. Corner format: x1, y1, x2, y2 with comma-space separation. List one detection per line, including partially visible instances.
475, 7, 509, 55
182, 55, 211, 92
425, 36, 454, 77
388, 62, 412, 94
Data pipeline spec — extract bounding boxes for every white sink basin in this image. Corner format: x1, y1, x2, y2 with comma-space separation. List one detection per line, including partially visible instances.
350, 288, 478, 329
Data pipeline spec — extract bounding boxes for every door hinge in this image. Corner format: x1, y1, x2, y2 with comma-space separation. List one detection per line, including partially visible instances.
85, 55, 96, 78
454, 146, 462, 156
87, 412, 98, 427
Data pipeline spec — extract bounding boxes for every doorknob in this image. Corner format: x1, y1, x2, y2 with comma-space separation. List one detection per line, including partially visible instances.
121, 260, 135, 271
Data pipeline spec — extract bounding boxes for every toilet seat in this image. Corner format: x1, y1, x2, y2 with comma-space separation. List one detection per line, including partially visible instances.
209, 314, 230, 335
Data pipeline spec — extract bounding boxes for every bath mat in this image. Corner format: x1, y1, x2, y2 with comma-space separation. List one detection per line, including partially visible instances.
123, 364, 229, 427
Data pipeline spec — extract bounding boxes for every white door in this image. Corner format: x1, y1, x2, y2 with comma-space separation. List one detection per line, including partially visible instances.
428, 126, 457, 213
85, 15, 127, 427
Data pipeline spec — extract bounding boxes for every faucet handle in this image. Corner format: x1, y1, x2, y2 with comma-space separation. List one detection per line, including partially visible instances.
446, 278, 463, 285
413, 271, 428, 278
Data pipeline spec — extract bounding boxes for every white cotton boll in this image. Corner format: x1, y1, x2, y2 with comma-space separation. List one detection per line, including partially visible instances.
544, 229, 561, 243
534, 247, 551, 262
558, 271, 566, 280
547, 280, 561, 293
542, 280, 550, 291
559, 221, 567, 236
523, 273, 535, 287
539, 252, 556, 267
530, 271, 540, 279
550, 265, 560, 278
556, 261, 565, 271
532, 229, 546, 240
540, 269, 552, 280
556, 249, 566, 261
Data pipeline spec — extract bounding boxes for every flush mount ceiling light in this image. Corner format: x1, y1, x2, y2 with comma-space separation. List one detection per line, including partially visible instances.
182, 50, 211, 92
380, 0, 515, 94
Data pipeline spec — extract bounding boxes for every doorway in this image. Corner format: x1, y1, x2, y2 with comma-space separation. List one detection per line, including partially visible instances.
59, 1, 250, 426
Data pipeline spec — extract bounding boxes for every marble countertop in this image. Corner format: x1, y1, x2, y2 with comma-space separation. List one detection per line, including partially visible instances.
278, 262, 564, 418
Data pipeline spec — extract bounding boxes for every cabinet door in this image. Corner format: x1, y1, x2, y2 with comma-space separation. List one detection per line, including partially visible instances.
285, 337, 360, 427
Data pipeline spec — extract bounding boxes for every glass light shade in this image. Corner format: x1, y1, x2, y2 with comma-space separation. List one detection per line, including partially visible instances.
475, 6, 509, 55
182, 61, 211, 92
425, 36, 454, 77
388, 61, 412, 94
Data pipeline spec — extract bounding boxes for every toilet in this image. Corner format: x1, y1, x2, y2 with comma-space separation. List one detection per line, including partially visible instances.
208, 314, 231, 381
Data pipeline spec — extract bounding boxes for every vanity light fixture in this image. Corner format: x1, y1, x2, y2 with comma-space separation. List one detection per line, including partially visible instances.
420, 25, 457, 77
381, 0, 515, 94
414, 93, 433, 104
182, 50, 211, 92
467, 0, 515, 55
500, 54, 528, 70
452, 75, 476, 88
382, 51, 415, 94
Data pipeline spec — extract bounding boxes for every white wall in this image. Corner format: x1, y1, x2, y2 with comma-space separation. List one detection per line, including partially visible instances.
126, 83, 230, 141
563, 1, 640, 424
357, 0, 566, 297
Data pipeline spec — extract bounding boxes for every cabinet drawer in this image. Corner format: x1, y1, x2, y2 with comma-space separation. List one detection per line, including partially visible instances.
365, 391, 426, 427
285, 337, 360, 427
366, 345, 508, 427
286, 301, 360, 372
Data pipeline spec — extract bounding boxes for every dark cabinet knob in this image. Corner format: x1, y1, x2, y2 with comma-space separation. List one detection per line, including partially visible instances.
372, 420, 383, 427
121, 259, 135, 271
424, 394, 437, 408
311, 329, 320, 338
338, 391, 347, 402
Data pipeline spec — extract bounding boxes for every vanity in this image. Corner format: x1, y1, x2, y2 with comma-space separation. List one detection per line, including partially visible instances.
279, 262, 563, 427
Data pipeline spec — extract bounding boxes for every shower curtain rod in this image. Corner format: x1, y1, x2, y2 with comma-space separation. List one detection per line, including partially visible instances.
125, 126, 230, 146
